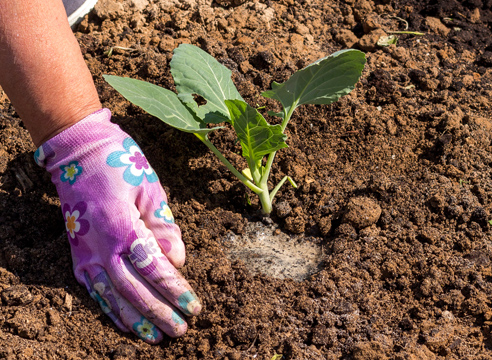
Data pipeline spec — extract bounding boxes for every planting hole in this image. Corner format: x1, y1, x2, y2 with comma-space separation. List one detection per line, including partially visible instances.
223, 222, 324, 281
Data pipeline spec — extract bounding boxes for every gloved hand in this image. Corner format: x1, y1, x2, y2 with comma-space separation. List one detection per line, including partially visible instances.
34, 108, 201, 343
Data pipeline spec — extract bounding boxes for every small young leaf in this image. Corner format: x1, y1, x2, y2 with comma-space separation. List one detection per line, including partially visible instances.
267, 110, 284, 118
242, 168, 254, 182
171, 44, 244, 124
103, 75, 219, 134
225, 99, 288, 163
262, 49, 366, 113
377, 35, 398, 46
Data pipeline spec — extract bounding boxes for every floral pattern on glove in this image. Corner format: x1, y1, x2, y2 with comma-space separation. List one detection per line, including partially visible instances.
106, 138, 158, 186
34, 142, 55, 168
133, 316, 159, 341
171, 310, 185, 325
84, 272, 124, 330
178, 290, 201, 316
60, 161, 83, 185
154, 200, 174, 223
63, 202, 90, 246
129, 237, 165, 276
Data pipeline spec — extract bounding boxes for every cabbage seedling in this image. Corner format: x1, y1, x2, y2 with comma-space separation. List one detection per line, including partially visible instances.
104, 44, 365, 214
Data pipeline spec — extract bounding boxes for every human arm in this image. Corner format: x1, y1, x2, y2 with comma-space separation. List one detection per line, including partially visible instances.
0, 0, 100, 146
0, 0, 201, 343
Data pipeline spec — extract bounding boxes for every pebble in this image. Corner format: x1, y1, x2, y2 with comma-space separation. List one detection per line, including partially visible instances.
425, 17, 450, 37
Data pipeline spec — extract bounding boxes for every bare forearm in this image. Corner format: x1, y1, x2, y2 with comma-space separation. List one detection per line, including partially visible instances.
0, 0, 101, 146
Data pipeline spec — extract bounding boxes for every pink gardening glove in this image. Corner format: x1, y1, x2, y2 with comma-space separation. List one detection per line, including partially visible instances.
34, 108, 201, 343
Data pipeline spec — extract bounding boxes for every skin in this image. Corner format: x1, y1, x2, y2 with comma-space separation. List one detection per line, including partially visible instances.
0, 0, 101, 147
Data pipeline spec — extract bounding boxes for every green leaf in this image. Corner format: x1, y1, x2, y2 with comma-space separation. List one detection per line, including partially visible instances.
103, 75, 219, 134
261, 49, 366, 114
225, 100, 287, 162
267, 110, 284, 118
377, 35, 398, 46
171, 44, 244, 124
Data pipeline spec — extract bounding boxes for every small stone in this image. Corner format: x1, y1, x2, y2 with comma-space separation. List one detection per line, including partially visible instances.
425, 17, 450, 37
1, 285, 33, 306
295, 23, 310, 35
93, 0, 124, 20
63, 293, 72, 312
234, 36, 254, 45
342, 197, 382, 229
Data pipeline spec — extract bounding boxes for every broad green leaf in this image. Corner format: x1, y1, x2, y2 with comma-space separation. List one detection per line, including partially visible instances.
171, 44, 243, 124
225, 99, 287, 162
104, 75, 218, 134
262, 49, 366, 114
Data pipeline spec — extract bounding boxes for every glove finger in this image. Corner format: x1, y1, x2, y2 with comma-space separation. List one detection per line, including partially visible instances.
86, 269, 166, 344
138, 184, 186, 268
127, 230, 201, 317
84, 270, 128, 333
107, 256, 189, 337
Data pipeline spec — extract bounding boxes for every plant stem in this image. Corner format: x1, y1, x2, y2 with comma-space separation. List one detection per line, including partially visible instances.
255, 105, 298, 214
257, 182, 273, 214
194, 133, 263, 194
262, 105, 297, 188
387, 31, 425, 35
270, 176, 297, 201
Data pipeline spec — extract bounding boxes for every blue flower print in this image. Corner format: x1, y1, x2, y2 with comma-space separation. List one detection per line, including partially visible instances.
171, 310, 185, 325
106, 138, 158, 186
133, 316, 158, 341
154, 201, 174, 223
34, 142, 55, 168
60, 161, 83, 185
34, 146, 46, 167
178, 290, 200, 316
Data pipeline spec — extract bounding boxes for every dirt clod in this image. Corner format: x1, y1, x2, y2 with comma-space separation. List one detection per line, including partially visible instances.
1, 285, 33, 306
342, 197, 382, 229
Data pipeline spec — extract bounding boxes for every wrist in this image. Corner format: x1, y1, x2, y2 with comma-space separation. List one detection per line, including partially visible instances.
29, 100, 103, 147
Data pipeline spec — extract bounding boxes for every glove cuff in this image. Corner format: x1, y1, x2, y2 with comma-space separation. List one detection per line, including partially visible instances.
34, 108, 117, 168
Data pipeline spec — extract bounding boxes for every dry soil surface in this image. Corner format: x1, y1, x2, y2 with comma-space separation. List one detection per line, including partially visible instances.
1, 0, 492, 359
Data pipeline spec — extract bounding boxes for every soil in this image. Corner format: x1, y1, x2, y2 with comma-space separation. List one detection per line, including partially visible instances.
1, 0, 492, 359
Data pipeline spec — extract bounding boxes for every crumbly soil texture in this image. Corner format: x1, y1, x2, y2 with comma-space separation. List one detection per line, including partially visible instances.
1, 0, 492, 359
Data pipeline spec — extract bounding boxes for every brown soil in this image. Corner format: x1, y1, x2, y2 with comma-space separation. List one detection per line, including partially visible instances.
1, 0, 492, 359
